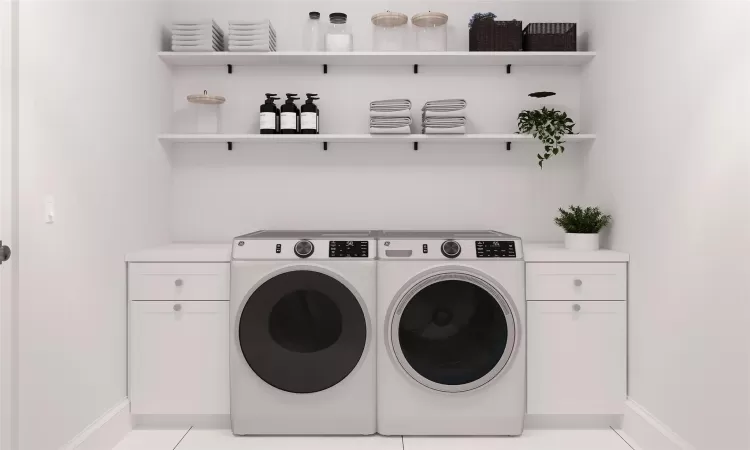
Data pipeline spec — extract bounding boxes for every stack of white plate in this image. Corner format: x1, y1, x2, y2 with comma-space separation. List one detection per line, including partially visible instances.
228, 20, 277, 52
171, 19, 225, 52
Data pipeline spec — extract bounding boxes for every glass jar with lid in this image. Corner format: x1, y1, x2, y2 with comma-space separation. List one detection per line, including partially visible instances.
412, 11, 449, 52
325, 12, 353, 52
371, 11, 408, 52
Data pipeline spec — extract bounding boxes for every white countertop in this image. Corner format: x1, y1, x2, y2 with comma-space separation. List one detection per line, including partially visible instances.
524, 242, 629, 262
125, 242, 629, 263
125, 243, 232, 262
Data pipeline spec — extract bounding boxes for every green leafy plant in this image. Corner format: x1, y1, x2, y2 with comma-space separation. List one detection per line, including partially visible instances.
518, 107, 575, 168
469, 12, 496, 28
554, 206, 612, 234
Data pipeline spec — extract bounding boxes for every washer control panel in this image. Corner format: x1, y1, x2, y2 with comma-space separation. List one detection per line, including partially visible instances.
329, 241, 369, 258
476, 241, 517, 258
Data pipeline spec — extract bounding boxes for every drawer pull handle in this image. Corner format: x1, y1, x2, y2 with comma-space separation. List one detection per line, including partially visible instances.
173, 304, 182, 312
573, 279, 583, 287
174, 279, 184, 287
572, 304, 581, 312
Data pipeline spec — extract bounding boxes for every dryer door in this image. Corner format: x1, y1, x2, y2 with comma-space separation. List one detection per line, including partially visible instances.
391, 271, 517, 393
238, 269, 367, 394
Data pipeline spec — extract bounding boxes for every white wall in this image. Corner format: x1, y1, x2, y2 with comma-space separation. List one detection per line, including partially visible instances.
582, 2, 750, 449
167, 0, 589, 242
18, 1, 172, 449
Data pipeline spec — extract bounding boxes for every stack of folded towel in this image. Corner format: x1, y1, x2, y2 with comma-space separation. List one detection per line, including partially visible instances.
370, 99, 412, 134
171, 20, 224, 52
228, 20, 277, 52
422, 99, 467, 134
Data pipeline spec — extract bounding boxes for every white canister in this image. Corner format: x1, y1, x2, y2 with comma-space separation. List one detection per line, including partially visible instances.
412, 11, 448, 52
187, 90, 226, 134
372, 11, 408, 51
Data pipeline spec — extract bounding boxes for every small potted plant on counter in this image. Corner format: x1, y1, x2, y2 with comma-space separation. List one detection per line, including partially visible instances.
517, 91, 575, 168
554, 206, 612, 251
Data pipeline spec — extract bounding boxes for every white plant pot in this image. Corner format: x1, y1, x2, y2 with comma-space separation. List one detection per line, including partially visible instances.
564, 233, 600, 251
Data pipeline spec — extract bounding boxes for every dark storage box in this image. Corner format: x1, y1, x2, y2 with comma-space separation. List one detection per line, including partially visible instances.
470, 19, 522, 51
495, 20, 522, 51
469, 18, 496, 51
522, 23, 577, 51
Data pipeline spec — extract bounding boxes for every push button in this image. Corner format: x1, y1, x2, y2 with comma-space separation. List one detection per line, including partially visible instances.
422, 244, 428, 254
275, 244, 282, 254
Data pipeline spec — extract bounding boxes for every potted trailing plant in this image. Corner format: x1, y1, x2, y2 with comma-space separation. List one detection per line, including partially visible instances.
554, 206, 612, 251
517, 92, 575, 168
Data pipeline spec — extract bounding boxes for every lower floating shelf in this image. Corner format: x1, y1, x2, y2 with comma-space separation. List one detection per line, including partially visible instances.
158, 133, 596, 147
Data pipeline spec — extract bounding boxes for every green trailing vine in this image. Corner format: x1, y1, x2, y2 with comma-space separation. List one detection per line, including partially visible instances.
518, 107, 575, 168
554, 206, 612, 233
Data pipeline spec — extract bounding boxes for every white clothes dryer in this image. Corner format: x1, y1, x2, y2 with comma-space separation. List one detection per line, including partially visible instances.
376, 231, 526, 436
230, 231, 376, 435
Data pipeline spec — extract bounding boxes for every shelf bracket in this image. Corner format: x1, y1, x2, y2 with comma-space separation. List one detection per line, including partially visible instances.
228, 142, 233, 151
506, 142, 511, 151
323, 142, 328, 151
506, 64, 511, 74
414, 64, 419, 74
414, 142, 419, 151
323, 64, 328, 74
227, 64, 233, 74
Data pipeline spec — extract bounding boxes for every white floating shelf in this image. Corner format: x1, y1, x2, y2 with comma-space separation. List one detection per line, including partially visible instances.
158, 51, 595, 69
158, 133, 595, 148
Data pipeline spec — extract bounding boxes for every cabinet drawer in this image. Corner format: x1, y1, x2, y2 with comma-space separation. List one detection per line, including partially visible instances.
129, 301, 229, 415
528, 301, 626, 415
128, 263, 229, 301
527, 263, 626, 301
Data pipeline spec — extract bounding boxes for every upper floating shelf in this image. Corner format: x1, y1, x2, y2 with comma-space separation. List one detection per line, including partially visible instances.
158, 51, 596, 68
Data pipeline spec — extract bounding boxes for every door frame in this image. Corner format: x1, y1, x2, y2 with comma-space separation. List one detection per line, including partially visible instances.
0, 1, 19, 449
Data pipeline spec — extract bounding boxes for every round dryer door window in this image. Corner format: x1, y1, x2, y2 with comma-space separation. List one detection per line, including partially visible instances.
239, 270, 368, 394
391, 272, 517, 392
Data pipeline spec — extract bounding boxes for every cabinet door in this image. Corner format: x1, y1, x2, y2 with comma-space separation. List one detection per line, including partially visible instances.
527, 301, 626, 415
130, 301, 229, 415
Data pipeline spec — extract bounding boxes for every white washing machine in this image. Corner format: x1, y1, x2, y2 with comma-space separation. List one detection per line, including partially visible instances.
230, 230, 377, 435
377, 231, 526, 436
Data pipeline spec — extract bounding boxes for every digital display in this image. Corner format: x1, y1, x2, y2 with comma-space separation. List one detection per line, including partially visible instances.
329, 241, 369, 258
476, 241, 516, 258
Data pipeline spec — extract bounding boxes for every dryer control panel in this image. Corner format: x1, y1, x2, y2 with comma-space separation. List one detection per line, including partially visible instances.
476, 241, 517, 258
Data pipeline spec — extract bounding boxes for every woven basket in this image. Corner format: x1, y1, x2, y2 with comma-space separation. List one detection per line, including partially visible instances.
495, 20, 522, 51
522, 23, 577, 51
469, 18, 496, 51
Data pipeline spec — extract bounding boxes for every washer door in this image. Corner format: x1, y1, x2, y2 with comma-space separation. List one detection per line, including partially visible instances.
391, 271, 516, 392
239, 269, 367, 394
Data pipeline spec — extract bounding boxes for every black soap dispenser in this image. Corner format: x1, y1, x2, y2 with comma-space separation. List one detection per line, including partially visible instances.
280, 93, 301, 134
260, 93, 280, 134
301, 93, 320, 134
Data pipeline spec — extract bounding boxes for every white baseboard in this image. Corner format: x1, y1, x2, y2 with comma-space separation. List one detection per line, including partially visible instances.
59, 399, 131, 450
621, 399, 695, 450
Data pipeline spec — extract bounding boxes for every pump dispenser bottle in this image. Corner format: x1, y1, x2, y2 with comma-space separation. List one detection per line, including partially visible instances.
260, 93, 280, 134
301, 94, 320, 134
280, 93, 300, 134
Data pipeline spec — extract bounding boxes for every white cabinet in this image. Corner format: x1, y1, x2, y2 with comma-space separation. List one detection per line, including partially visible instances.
129, 300, 229, 415
527, 300, 626, 415
527, 263, 627, 301
128, 263, 229, 301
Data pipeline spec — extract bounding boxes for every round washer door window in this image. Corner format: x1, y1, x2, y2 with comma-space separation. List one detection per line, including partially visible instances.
239, 270, 367, 394
391, 272, 516, 392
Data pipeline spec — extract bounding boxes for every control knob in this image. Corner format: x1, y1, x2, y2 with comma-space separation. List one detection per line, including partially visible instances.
294, 240, 314, 258
441, 240, 461, 258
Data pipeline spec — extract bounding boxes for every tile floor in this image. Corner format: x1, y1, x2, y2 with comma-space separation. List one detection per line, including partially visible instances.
112, 428, 637, 450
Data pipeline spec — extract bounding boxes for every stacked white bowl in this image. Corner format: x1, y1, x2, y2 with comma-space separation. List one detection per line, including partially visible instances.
228, 20, 277, 52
